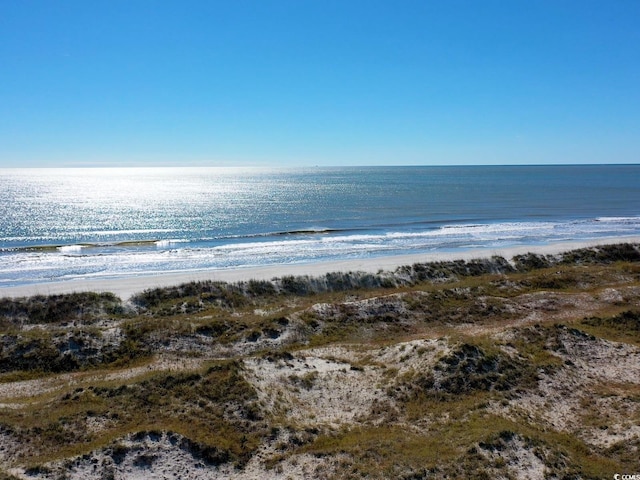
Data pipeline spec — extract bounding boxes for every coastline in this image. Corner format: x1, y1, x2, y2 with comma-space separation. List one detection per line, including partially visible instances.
2, 235, 640, 301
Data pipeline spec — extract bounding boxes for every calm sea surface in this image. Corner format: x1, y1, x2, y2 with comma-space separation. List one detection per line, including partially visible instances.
1, 165, 639, 287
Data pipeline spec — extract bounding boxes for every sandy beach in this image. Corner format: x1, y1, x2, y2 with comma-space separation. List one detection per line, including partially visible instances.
2, 236, 640, 301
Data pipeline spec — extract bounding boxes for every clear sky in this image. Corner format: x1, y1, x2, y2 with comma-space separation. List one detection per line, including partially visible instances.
1, 0, 639, 167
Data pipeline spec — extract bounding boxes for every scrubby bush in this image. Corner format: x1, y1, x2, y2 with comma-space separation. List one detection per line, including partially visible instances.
582, 310, 640, 332
132, 281, 247, 310
0, 292, 124, 326
393, 343, 538, 402
245, 279, 277, 297
558, 243, 640, 265
514, 243, 640, 272
513, 253, 553, 271
397, 256, 514, 284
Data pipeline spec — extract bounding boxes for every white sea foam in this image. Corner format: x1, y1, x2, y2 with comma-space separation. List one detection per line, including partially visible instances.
57, 245, 84, 253
595, 216, 640, 223
155, 239, 189, 248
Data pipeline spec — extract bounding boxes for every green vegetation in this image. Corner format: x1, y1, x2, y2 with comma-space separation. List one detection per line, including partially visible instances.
1, 360, 265, 468
0, 292, 125, 327
580, 310, 640, 345
392, 342, 538, 402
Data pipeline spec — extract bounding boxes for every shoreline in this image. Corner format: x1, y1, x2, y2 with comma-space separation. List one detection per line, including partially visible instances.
2, 236, 640, 301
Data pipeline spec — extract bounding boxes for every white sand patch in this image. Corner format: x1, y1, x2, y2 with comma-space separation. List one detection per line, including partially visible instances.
246, 351, 381, 426
245, 339, 449, 428
0, 355, 204, 403
9, 431, 343, 480
494, 333, 640, 448
553, 331, 640, 384
0, 430, 21, 465
220, 452, 341, 480
518, 292, 603, 323
479, 435, 547, 480
508, 368, 591, 432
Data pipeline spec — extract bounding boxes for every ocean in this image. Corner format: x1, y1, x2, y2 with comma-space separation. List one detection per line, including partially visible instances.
1, 165, 639, 288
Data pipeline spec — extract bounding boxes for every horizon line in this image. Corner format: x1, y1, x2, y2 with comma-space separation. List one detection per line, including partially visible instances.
1, 162, 639, 170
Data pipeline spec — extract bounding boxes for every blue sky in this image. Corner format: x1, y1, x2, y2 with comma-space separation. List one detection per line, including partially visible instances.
1, 0, 639, 167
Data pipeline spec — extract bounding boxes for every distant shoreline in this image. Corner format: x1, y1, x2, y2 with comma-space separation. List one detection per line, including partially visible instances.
2, 236, 640, 301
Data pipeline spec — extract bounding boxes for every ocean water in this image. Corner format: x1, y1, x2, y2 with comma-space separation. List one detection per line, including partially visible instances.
1, 165, 639, 287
